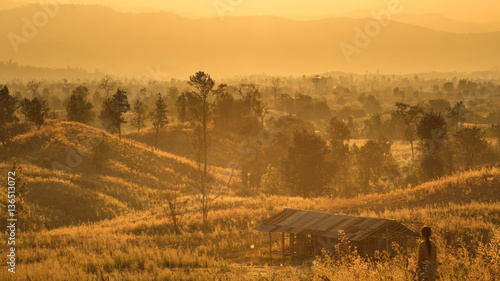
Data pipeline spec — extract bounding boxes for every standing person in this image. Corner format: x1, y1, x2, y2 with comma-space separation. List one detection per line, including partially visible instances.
417, 226, 438, 281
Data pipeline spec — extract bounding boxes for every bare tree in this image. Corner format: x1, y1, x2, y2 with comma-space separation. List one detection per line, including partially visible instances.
238, 83, 261, 115
188, 71, 217, 232
150, 94, 169, 147
26, 79, 41, 98
98, 75, 116, 97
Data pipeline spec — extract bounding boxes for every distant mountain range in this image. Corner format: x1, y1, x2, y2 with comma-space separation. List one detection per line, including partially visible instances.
1, 4, 499, 78
335, 10, 500, 33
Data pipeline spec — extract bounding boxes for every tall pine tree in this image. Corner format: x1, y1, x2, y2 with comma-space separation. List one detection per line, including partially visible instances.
150, 93, 169, 147
99, 89, 130, 139
66, 86, 94, 124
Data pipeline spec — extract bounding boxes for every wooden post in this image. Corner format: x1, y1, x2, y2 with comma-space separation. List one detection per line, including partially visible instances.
313, 235, 316, 257
282, 232, 285, 259
269, 232, 272, 261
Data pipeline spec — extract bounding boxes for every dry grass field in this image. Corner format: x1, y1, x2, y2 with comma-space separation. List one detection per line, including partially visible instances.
1, 121, 499, 280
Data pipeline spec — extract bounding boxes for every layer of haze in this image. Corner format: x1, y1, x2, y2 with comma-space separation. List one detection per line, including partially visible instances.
7, 0, 500, 23
1, 1, 500, 79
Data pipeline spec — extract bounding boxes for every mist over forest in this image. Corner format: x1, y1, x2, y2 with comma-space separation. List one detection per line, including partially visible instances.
1, 4, 500, 78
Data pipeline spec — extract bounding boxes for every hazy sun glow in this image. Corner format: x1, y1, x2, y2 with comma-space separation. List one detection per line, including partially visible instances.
12, 0, 500, 22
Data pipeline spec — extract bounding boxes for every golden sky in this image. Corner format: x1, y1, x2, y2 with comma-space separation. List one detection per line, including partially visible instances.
15, 0, 500, 22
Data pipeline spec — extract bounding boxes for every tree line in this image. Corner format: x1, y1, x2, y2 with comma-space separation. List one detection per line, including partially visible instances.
0, 83, 170, 146
2, 72, 500, 233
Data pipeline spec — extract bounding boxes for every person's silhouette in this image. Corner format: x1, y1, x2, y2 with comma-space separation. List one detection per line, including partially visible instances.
417, 226, 438, 281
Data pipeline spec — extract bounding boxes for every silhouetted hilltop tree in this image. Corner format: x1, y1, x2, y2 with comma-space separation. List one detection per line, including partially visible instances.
0, 86, 19, 146
20, 97, 50, 130
66, 86, 94, 124
150, 93, 168, 147
99, 88, 130, 139
0, 86, 19, 124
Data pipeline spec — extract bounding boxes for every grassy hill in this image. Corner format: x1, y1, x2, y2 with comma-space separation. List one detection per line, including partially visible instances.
0, 120, 233, 229
1, 168, 499, 280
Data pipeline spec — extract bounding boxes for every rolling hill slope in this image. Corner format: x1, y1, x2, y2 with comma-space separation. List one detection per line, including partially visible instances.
1, 165, 498, 280
123, 124, 241, 168
0, 120, 232, 229
322, 167, 500, 214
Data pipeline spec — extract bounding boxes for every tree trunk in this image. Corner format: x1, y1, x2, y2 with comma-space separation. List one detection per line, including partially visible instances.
410, 139, 414, 160
202, 94, 208, 233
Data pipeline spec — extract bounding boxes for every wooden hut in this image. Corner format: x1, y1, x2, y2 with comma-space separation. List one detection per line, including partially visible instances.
254, 208, 417, 259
